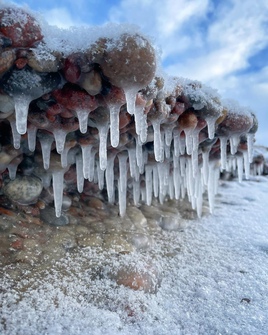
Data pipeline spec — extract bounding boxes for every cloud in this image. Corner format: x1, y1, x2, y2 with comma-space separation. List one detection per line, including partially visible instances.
113, 0, 268, 144
42, 7, 80, 28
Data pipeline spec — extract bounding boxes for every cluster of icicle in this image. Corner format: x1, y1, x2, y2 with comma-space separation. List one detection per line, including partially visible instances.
0, 4, 258, 218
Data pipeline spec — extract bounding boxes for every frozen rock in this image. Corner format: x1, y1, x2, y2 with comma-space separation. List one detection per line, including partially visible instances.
3, 175, 43, 205
40, 206, 69, 226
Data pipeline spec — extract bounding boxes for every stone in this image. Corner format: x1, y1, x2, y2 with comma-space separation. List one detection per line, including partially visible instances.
3, 176, 43, 205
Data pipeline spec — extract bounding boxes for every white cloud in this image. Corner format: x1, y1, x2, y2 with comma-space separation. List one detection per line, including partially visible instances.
107, 0, 268, 144
42, 7, 84, 28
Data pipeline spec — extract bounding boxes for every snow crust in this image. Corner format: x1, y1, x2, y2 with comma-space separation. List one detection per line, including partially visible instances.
1, 176, 268, 335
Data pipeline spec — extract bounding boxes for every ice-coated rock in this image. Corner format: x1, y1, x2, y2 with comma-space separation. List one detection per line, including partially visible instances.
3, 175, 43, 205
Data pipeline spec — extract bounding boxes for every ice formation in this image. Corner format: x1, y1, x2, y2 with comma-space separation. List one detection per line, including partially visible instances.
0, 4, 258, 218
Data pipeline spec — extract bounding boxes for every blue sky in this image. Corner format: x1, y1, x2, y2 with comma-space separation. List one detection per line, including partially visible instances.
6, 0, 268, 146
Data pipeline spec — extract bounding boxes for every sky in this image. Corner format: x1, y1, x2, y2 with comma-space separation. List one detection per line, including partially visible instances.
5, 0, 268, 146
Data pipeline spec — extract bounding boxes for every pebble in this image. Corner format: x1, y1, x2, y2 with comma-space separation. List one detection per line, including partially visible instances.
126, 206, 148, 228
103, 234, 135, 253
127, 233, 153, 250
159, 214, 182, 231
3, 176, 43, 205
40, 206, 69, 226
110, 262, 161, 294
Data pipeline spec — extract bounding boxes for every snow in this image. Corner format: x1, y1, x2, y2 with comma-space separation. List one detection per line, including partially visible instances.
1, 176, 268, 334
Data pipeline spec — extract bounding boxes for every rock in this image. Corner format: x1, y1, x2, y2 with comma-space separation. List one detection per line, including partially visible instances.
103, 234, 135, 253
110, 262, 161, 294
95, 33, 156, 90
127, 233, 153, 250
40, 206, 69, 226
159, 214, 182, 231
3, 175, 43, 205
0, 7, 43, 47
126, 206, 147, 228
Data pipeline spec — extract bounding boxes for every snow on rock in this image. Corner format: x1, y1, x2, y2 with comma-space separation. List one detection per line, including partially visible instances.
0, 2, 260, 219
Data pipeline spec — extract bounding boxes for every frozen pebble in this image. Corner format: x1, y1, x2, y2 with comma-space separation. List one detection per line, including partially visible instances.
126, 206, 147, 228
103, 234, 135, 253
127, 233, 153, 250
159, 214, 182, 231
40, 206, 69, 226
62, 195, 72, 210
110, 262, 161, 294
3, 175, 43, 205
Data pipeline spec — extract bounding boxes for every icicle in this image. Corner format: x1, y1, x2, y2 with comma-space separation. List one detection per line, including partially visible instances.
133, 180, 140, 206
168, 175, 174, 200
153, 164, 159, 198
14, 95, 31, 135
128, 147, 139, 181
201, 151, 210, 186
232, 156, 237, 172
52, 170, 64, 218
88, 149, 97, 182
118, 152, 128, 216
76, 109, 89, 134
145, 165, 153, 206
140, 113, 148, 144
105, 155, 116, 203
164, 142, 170, 159
152, 119, 163, 162
135, 136, 144, 172
61, 147, 70, 168
184, 129, 194, 155
97, 161, 105, 190
195, 170, 203, 218
124, 88, 137, 115
174, 131, 184, 157
7, 163, 18, 180
134, 104, 147, 143
164, 125, 175, 147
76, 153, 84, 193
191, 149, 199, 177
98, 124, 109, 171
40, 173, 52, 189
9, 120, 21, 149
207, 163, 217, 214
220, 137, 228, 170
118, 179, 127, 217
230, 135, 240, 155
142, 150, 148, 175
81, 144, 93, 179
243, 151, 250, 180
53, 129, 67, 154
180, 156, 186, 178
39, 134, 54, 170
186, 158, 194, 205
27, 126, 37, 152
206, 117, 217, 140
157, 162, 166, 204
173, 160, 181, 200
109, 105, 120, 148
246, 133, 254, 163
237, 155, 243, 183
118, 152, 128, 193
257, 163, 264, 176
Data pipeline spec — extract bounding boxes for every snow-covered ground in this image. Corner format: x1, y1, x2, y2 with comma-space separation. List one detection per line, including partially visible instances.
1, 176, 268, 335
